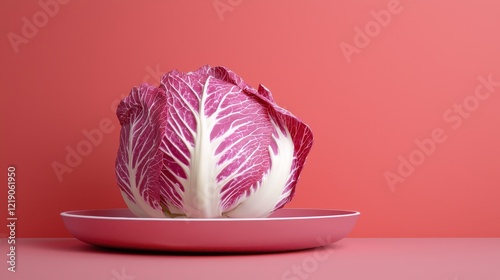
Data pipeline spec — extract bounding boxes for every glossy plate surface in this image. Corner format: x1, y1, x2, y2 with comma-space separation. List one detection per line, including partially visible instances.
61, 208, 360, 253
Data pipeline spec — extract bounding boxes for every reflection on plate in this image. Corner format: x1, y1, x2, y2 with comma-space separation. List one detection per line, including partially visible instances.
61, 208, 359, 253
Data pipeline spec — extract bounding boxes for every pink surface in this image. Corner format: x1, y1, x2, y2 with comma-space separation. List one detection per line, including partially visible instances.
1, 0, 500, 238
1, 238, 499, 279
61, 208, 359, 252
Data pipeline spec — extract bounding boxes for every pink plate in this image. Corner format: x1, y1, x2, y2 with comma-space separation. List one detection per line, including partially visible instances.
61, 208, 360, 253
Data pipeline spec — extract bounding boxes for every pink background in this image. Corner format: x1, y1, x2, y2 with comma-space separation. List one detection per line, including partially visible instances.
1, 0, 499, 238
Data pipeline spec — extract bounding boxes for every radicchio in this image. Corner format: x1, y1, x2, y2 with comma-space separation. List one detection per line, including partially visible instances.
115, 66, 313, 218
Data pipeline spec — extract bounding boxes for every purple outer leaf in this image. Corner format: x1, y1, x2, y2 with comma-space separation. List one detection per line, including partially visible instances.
158, 66, 273, 217
115, 84, 167, 217
215, 67, 314, 217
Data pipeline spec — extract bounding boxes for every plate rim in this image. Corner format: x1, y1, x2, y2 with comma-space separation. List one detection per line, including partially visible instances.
60, 208, 360, 222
